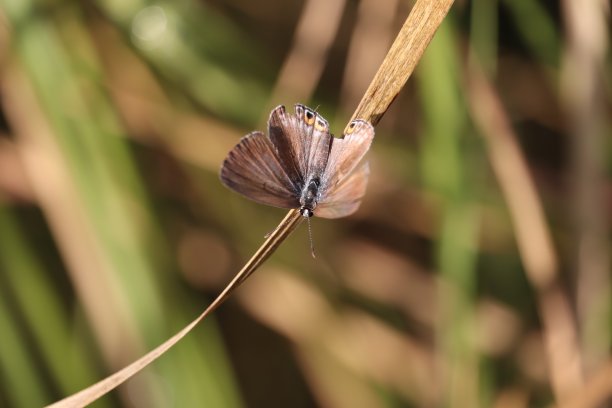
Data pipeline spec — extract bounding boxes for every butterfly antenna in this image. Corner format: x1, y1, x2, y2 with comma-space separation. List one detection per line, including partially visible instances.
307, 216, 316, 258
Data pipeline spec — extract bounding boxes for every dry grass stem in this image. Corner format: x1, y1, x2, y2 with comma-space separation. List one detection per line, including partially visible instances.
269, 0, 347, 104
338, 0, 398, 114
4, 68, 146, 370
348, 0, 454, 127
45, 0, 454, 405
467, 61, 583, 403
561, 0, 611, 376
558, 360, 612, 408
47, 209, 303, 407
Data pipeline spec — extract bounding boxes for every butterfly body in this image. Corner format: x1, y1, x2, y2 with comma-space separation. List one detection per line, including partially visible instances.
220, 104, 374, 219
299, 176, 321, 217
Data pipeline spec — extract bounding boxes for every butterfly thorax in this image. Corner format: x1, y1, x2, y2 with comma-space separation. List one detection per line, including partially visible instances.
299, 177, 321, 217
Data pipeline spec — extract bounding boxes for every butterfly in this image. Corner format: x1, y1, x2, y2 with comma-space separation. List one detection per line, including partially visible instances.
220, 104, 374, 219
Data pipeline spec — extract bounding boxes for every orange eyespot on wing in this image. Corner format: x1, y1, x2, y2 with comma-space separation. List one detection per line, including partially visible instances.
345, 120, 358, 134
303, 108, 316, 125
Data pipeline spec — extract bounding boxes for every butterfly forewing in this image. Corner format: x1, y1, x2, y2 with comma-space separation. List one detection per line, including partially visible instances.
268, 106, 306, 185
294, 104, 333, 180
269, 105, 333, 184
220, 131, 300, 209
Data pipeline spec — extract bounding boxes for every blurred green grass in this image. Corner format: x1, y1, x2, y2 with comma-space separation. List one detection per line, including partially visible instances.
0, 0, 610, 407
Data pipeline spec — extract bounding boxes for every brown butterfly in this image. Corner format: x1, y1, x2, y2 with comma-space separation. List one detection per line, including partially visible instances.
220, 104, 374, 219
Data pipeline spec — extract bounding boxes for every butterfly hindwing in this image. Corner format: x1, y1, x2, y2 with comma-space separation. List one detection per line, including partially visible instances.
268, 105, 305, 186
321, 119, 374, 194
316, 162, 370, 219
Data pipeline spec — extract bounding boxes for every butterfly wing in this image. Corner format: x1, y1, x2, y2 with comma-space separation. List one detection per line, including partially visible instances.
220, 131, 300, 209
296, 104, 334, 179
321, 119, 374, 190
268, 104, 332, 185
267, 105, 304, 185
315, 119, 374, 218
315, 162, 369, 219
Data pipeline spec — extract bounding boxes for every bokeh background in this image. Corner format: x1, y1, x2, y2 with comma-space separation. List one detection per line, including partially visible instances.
0, 0, 610, 407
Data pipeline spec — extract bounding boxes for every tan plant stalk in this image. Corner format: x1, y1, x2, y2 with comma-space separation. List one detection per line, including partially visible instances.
47, 1, 454, 406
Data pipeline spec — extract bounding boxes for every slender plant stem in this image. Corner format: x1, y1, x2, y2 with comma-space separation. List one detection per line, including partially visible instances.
348, 0, 454, 127
47, 0, 455, 406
